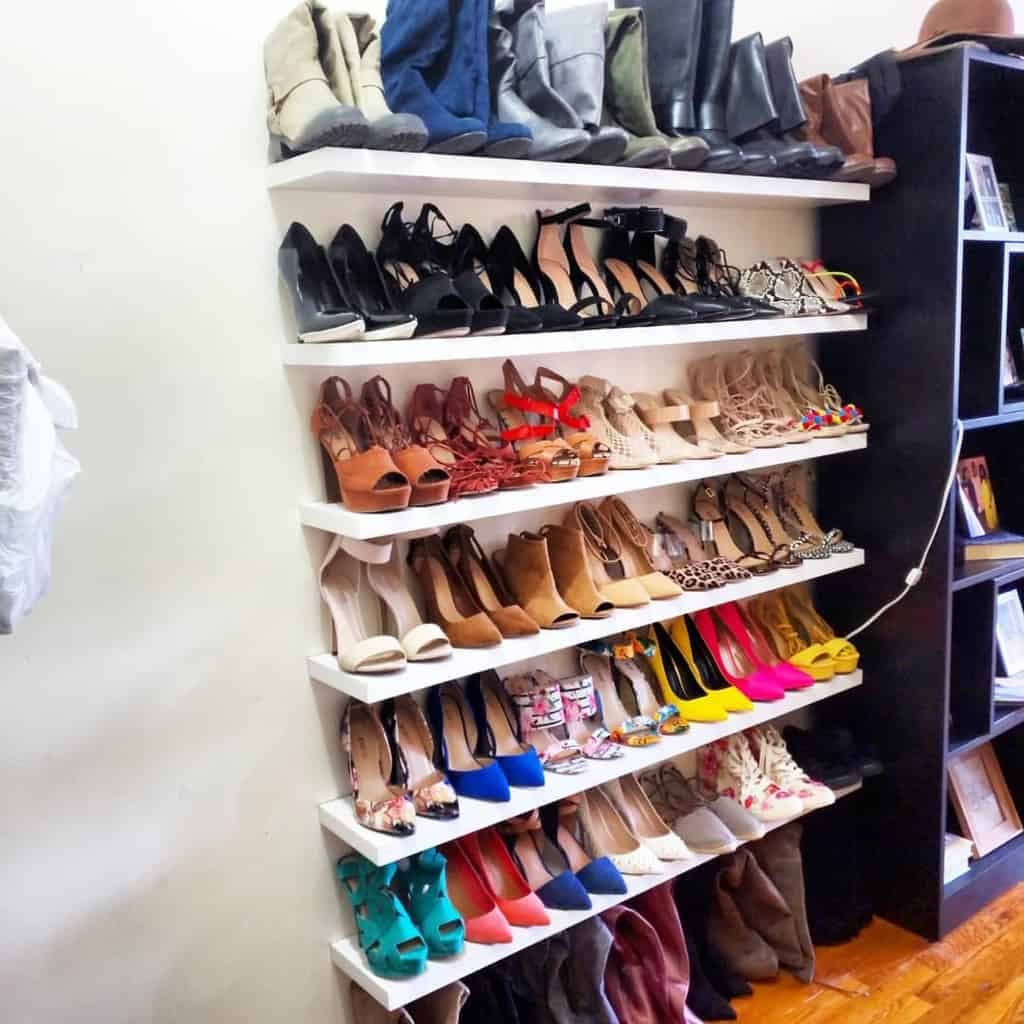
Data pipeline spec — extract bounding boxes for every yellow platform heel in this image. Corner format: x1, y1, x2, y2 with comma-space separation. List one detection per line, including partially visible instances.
746, 592, 836, 681
783, 585, 859, 675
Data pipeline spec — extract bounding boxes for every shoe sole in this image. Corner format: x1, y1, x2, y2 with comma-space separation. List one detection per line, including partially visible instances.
367, 132, 429, 153
471, 327, 507, 337
299, 319, 366, 343
427, 132, 488, 155
484, 138, 532, 160
363, 322, 419, 342
316, 122, 371, 151
416, 327, 472, 339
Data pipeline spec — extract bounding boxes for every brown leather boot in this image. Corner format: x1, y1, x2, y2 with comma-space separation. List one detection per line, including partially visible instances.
496, 532, 581, 629
797, 74, 875, 183
819, 77, 897, 189
540, 523, 614, 619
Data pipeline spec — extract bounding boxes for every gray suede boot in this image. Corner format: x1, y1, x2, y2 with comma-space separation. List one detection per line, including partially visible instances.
312, 5, 428, 151
708, 849, 781, 981
489, 7, 591, 162
350, 983, 413, 1024
264, 0, 369, 154
750, 823, 815, 983
546, 4, 629, 164
409, 981, 471, 1024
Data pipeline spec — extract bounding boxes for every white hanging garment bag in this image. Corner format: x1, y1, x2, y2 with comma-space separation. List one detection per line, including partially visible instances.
0, 315, 79, 634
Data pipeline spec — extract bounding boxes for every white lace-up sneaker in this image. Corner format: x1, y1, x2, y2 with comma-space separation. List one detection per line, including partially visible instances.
746, 725, 836, 812
698, 733, 804, 822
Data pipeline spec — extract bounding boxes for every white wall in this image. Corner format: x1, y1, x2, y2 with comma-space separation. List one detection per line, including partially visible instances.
0, 3, 1019, 1023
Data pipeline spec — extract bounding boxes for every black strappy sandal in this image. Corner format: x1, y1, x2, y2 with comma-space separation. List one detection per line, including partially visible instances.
376, 202, 474, 340
532, 204, 620, 330
411, 204, 511, 337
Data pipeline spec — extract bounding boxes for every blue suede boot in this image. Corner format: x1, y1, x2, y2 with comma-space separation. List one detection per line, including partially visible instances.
475, 0, 532, 157
382, 0, 488, 153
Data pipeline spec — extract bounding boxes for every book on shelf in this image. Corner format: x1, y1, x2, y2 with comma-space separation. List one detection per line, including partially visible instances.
956, 456, 1024, 561
944, 832, 974, 884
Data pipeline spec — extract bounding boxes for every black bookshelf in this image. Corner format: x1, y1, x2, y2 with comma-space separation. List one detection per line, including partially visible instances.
816, 49, 1024, 939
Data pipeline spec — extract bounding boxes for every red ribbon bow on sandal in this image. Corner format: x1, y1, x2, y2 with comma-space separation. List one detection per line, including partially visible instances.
498, 386, 590, 442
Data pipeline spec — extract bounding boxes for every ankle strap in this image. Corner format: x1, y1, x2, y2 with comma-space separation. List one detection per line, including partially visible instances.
661, 213, 689, 242
537, 203, 591, 226
340, 536, 393, 565
603, 206, 665, 233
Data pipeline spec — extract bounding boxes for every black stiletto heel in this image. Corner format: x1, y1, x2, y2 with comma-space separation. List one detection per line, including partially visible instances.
327, 224, 418, 341
278, 222, 365, 343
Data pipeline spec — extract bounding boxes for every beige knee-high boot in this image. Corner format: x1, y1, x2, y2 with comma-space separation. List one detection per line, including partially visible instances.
263, 0, 368, 154
312, 4, 428, 151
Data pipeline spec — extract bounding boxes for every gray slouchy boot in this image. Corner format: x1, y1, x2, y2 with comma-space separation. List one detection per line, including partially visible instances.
313, 5, 428, 151
264, 0, 369, 155
750, 823, 815, 983
545, 4, 629, 164
489, 8, 591, 162
708, 849, 780, 981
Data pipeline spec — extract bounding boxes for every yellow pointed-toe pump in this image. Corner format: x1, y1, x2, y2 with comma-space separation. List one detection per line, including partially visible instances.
644, 622, 728, 723
668, 615, 754, 714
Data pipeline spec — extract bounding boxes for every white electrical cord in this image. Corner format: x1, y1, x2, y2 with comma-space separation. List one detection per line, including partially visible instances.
846, 420, 965, 640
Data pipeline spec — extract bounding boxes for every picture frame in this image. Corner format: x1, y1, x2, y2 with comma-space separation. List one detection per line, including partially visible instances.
966, 153, 1009, 231
996, 590, 1024, 677
999, 183, 1019, 231
948, 742, 1023, 858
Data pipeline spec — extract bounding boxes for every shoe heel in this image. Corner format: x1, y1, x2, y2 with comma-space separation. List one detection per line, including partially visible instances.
319, 442, 341, 504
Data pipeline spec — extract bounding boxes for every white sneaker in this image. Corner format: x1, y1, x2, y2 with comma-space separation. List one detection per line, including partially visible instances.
746, 725, 836, 812
698, 733, 804, 823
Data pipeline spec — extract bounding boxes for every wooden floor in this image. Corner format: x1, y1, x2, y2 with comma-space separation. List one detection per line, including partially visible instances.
737, 884, 1024, 1023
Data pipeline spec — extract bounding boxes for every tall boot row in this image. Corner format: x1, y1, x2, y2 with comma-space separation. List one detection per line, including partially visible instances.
263, 0, 896, 184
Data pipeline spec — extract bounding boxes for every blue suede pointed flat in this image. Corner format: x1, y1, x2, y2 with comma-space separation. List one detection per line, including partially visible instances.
427, 683, 512, 802
466, 672, 545, 788
541, 799, 627, 895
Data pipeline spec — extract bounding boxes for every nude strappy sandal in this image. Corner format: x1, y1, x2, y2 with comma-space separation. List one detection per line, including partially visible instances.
662, 388, 746, 456
632, 391, 719, 462
319, 535, 406, 674
363, 537, 452, 661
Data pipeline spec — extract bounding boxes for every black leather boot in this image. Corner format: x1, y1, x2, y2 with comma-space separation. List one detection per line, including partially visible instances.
764, 37, 843, 178
726, 33, 815, 176
626, 0, 706, 150
691, 0, 744, 173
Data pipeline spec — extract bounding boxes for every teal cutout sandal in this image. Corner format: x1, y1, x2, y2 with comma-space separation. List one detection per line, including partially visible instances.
397, 848, 466, 958
337, 855, 428, 978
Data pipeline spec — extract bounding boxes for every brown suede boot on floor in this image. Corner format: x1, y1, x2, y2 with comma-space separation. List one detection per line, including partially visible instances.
709, 849, 781, 982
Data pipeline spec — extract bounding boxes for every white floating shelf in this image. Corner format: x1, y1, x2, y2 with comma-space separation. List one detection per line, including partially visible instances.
281, 313, 867, 368
267, 149, 869, 209
301, 434, 867, 541
320, 670, 862, 864
330, 778, 863, 1009
310, 548, 864, 703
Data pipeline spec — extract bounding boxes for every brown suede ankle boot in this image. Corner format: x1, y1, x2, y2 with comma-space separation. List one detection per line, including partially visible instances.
540, 523, 615, 619
497, 532, 581, 629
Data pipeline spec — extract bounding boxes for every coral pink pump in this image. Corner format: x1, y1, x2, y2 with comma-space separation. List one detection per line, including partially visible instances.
459, 830, 551, 928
